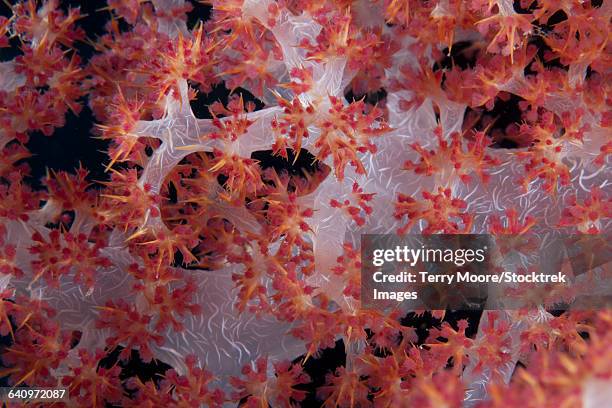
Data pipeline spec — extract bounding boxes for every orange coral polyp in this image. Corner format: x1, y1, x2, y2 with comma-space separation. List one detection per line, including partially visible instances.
401, 125, 503, 183
559, 187, 612, 234
394, 188, 473, 235
516, 135, 572, 194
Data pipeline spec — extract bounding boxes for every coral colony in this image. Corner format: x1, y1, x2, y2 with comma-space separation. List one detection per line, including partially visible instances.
0, 0, 610, 406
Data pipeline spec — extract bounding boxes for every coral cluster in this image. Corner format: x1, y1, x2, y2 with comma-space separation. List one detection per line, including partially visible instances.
0, 0, 610, 406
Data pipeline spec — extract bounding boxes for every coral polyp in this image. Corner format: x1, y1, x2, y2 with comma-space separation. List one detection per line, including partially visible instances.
0, 0, 610, 406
